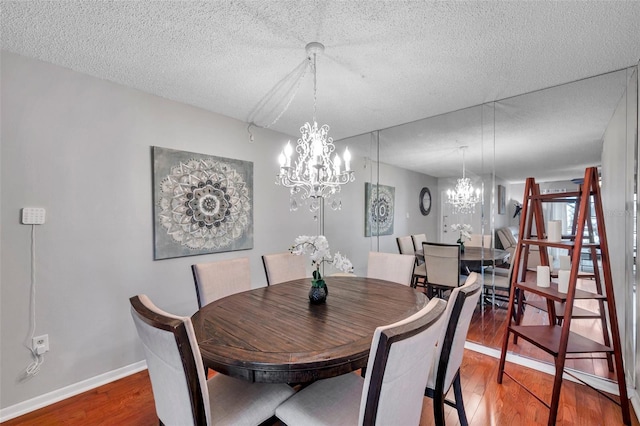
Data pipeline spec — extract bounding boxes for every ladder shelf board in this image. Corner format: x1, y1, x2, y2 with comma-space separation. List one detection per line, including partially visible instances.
520, 238, 600, 249
515, 281, 606, 301
530, 191, 583, 200
550, 270, 598, 279
525, 300, 601, 319
509, 325, 613, 356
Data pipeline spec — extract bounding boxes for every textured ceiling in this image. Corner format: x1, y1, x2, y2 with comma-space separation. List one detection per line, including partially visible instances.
2, 1, 639, 181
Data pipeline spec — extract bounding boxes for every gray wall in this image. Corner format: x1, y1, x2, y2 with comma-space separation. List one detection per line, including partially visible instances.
0, 52, 439, 411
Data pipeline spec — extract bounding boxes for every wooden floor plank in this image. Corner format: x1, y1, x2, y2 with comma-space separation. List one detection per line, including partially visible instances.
3, 351, 636, 425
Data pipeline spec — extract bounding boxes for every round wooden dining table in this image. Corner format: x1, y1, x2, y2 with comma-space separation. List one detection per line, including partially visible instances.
457, 246, 509, 269
191, 276, 428, 384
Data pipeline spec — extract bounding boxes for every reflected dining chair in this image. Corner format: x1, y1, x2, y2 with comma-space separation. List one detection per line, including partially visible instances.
397, 236, 426, 289
425, 273, 482, 426
191, 257, 251, 308
422, 242, 468, 298
484, 256, 515, 305
129, 295, 295, 426
411, 233, 428, 252
467, 233, 492, 248
366, 251, 416, 286
275, 297, 447, 426
330, 272, 358, 277
262, 252, 307, 285
396, 235, 415, 255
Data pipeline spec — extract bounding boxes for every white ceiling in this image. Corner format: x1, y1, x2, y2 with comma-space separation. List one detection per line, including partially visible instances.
2, 1, 639, 182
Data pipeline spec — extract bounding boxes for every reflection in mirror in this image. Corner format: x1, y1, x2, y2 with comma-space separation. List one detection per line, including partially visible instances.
333, 68, 637, 391
339, 67, 637, 389
377, 104, 488, 247
324, 131, 384, 275
469, 68, 637, 388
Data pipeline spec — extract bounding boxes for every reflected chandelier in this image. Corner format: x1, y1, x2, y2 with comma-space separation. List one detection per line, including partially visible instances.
447, 146, 481, 214
276, 42, 355, 212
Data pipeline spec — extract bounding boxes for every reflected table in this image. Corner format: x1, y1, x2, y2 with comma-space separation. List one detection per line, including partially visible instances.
416, 246, 509, 271
191, 276, 428, 384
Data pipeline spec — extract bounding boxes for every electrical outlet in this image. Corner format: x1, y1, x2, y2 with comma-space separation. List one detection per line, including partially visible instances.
32, 334, 49, 354
22, 208, 46, 225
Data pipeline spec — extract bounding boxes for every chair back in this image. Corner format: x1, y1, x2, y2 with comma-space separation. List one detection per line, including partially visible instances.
329, 272, 358, 277
411, 233, 427, 252
130, 295, 209, 426
262, 252, 307, 285
396, 236, 415, 255
467, 233, 492, 248
422, 242, 462, 288
359, 297, 447, 425
428, 273, 482, 392
366, 252, 416, 286
191, 257, 251, 308
491, 257, 516, 290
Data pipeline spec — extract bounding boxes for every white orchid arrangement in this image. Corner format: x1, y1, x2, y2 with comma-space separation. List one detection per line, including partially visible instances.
290, 235, 353, 287
451, 223, 472, 243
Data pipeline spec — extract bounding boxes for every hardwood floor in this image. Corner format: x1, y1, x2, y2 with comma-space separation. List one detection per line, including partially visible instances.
469, 277, 618, 381
4, 349, 636, 425
5, 276, 634, 425
2, 371, 157, 426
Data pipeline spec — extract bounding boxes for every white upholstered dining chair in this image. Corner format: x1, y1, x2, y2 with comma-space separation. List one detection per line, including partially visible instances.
129, 294, 295, 426
411, 233, 428, 252
397, 236, 427, 289
422, 242, 468, 297
191, 257, 251, 308
261, 252, 307, 285
366, 251, 416, 286
396, 235, 415, 255
425, 273, 482, 426
485, 256, 515, 299
275, 297, 447, 426
467, 233, 492, 248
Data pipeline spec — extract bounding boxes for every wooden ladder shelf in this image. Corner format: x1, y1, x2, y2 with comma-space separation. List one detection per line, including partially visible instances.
496, 166, 630, 425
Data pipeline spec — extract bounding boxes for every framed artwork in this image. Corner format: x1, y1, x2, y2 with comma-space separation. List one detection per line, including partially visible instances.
498, 184, 506, 215
152, 146, 253, 260
365, 182, 395, 237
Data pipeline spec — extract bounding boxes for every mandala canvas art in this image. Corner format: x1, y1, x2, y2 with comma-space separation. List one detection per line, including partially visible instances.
365, 182, 395, 237
153, 146, 253, 260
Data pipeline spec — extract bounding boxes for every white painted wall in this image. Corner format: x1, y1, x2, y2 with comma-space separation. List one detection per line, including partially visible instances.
0, 51, 443, 413
601, 66, 637, 387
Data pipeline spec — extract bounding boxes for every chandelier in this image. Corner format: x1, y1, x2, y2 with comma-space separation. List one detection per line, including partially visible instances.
276, 42, 355, 212
447, 146, 481, 214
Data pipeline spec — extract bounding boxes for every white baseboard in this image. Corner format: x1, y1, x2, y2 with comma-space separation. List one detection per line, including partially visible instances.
631, 388, 640, 420
0, 360, 147, 422
465, 341, 635, 399
2, 347, 637, 422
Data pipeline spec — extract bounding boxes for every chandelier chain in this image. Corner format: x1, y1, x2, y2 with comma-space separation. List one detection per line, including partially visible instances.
312, 52, 317, 124
276, 42, 355, 212
246, 57, 309, 130
263, 60, 308, 129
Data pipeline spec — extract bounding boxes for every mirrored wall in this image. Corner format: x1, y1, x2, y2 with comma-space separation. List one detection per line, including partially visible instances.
330, 65, 638, 385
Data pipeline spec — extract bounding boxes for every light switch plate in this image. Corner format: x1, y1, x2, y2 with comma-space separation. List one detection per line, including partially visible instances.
22, 208, 46, 225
